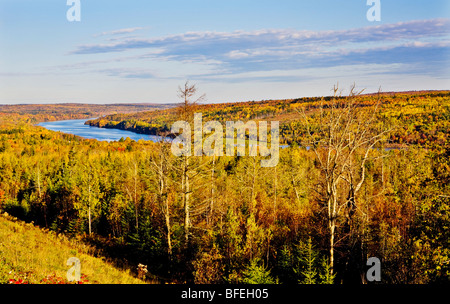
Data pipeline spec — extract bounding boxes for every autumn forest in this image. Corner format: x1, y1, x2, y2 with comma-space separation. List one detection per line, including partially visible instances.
0, 87, 449, 284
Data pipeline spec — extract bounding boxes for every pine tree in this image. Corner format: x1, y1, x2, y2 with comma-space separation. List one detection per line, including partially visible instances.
299, 237, 318, 284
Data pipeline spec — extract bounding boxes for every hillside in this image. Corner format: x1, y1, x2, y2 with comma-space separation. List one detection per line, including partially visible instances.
0, 212, 148, 284
0, 89, 449, 284
86, 90, 450, 146
0, 103, 174, 125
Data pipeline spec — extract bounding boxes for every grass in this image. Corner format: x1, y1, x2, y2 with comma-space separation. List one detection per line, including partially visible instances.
0, 212, 151, 284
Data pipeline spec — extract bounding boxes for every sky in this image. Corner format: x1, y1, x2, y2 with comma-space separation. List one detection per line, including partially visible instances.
0, 0, 449, 104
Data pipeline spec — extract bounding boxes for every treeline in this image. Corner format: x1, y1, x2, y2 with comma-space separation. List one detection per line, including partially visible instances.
1, 103, 449, 283
86, 91, 450, 147
0, 103, 173, 124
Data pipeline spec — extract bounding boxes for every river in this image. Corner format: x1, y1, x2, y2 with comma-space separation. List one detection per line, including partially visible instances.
37, 119, 400, 152
38, 119, 164, 142
37, 118, 290, 148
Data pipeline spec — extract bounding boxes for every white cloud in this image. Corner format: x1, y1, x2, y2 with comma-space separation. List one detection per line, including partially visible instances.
93, 27, 146, 37
73, 19, 450, 55
61, 18, 450, 85
227, 50, 249, 59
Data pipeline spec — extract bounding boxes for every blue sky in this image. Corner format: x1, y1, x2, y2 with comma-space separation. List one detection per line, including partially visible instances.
0, 0, 449, 104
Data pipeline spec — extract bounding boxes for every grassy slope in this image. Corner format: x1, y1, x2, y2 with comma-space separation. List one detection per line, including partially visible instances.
0, 212, 147, 284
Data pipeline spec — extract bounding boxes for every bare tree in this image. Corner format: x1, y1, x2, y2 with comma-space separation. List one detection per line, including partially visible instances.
299, 84, 391, 275
175, 81, 206, 244
177, 81, 206, 121
150, 136, 173, 256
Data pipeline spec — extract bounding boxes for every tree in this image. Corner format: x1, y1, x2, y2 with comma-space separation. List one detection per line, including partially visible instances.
124, 158, 141, 231
299, 238, 318, 284
76, 155, 102, 235
176, 81, 205, 121
299, 84, 391, 276
206, 155, 217, 228
173, 81, 206, 244
241, 259, 278, 284
150, 137, 173, 256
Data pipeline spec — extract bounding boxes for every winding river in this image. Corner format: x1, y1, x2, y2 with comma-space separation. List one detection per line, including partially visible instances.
38, 119, 164, 142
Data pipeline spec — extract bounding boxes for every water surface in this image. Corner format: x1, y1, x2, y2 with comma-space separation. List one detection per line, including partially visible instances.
38, 119, 291, 148
38, 119, 164, 142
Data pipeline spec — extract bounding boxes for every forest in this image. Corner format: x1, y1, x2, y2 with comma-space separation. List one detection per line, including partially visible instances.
0, 87, 449, 284
86, 90, 450, 147
0, 103, 172, 124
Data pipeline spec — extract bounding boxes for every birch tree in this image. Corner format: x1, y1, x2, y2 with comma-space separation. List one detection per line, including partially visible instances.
299, 84, 391, 275
150, 138, 173, 256
77, 157, 101, 235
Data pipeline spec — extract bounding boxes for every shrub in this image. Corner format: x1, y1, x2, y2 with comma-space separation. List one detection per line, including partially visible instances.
241, 259, 278, 284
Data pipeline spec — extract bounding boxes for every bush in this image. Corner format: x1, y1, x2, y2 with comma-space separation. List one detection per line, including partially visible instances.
241, 259, 278, 284
193, 246, 225, 283
3, 199, 29, 220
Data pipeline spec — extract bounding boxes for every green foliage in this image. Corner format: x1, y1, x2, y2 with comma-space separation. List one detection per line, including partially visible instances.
410, 196, 450, 283
318, 258, 335, 285
275, 245, 296, 283
294, 238, 335, 284
297, 238, 318, 284
3, 198, 29, 220
241, 259, 279, 284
